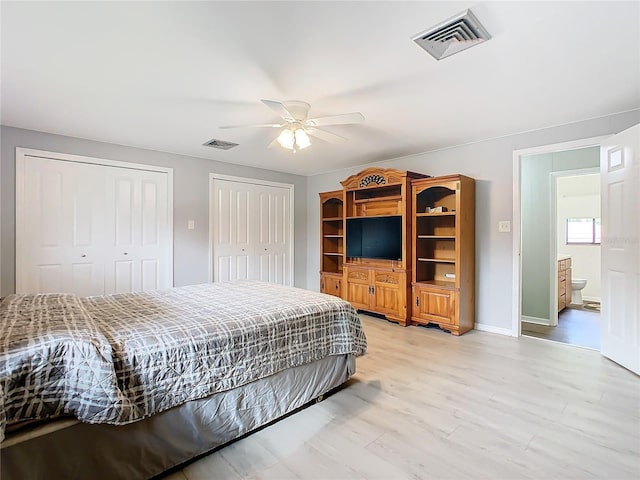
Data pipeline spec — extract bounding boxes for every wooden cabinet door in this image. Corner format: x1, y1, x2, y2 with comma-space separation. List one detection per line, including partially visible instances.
413, 286, 456, 324
321, 274, 342, 298
371, 271, 404, 317
345, 268, 371, 310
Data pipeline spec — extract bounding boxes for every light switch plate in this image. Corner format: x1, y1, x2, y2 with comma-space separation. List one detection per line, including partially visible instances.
187, 220, 195, 230
498, 220, 511, 233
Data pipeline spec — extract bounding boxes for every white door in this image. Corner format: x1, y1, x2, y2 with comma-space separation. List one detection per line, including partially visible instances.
600, 124, 640, 374
17, 150, 173, 296
211, 179, 253, 282
255, 185, 291, 284
104, 166, 171, 294
17, 156, 107, 296
211, 177, 293, 285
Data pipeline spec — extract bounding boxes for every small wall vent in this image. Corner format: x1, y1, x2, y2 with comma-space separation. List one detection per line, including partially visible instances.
203, 138, 239, 150
412, 9, 490, 60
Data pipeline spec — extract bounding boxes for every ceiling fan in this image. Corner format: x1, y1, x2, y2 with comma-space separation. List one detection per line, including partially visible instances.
219, 99, 365, 152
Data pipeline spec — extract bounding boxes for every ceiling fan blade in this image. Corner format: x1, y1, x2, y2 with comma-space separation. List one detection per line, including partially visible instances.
219, 123, 284, 129
306, 127, 347, 144
304, 112, 365, 127
261, 99, 296, 122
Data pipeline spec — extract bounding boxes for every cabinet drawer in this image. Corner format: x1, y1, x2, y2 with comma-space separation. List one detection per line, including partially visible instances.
558, 293, 566, 311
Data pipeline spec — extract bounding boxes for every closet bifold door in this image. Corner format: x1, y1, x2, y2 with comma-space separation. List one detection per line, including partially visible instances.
16, 151, 172, 296
18, 156, 107, 296
103, 165, 171, 295
210, 177, 293, 286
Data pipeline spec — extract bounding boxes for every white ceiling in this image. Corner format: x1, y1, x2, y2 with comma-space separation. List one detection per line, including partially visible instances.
2, 1, 639, 176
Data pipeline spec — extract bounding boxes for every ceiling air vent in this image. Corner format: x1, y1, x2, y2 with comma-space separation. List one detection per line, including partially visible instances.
203, 138, 239, 150
412, 9, 491, 60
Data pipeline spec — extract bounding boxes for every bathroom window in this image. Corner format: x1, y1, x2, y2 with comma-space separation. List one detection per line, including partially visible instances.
566, 217, 601, 244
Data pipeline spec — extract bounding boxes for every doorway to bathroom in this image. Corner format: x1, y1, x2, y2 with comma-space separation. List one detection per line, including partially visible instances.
515, 139, 605, 350
513, 125, 639, 375
522, 168, 601, 349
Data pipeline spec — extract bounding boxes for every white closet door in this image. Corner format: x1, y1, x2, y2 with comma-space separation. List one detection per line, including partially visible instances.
255, 185, 291, 285
211, 177, 292, 285
212, 179, 254, 282
18, 157, 106, 296
104, 167, 171, 294
17, 150, 173, 296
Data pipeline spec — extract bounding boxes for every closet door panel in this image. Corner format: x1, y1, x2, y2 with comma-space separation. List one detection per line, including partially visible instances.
142, 259, 160, 291
141, 181, 159, 246
18, 157, 105, 295
37, 265, 63, 294
113, 261, 135, 294
211, 177, 292, 286
212, 180, 255, 282
104, 168, 169, 294
255, 186, 290, 285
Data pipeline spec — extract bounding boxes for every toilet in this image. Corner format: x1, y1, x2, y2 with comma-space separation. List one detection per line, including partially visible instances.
570, 278, 587, 307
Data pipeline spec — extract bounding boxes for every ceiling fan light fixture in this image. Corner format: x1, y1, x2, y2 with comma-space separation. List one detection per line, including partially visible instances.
294, 128, 311, 150
277, 127, 311, 152
277, 128, 295, 150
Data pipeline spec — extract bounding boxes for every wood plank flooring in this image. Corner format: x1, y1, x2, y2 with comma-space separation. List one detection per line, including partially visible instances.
522, 306, 600, 349
164, 314, 640, 480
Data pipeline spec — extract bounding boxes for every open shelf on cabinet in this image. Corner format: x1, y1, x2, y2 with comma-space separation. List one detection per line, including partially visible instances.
411, 175, 475, 335
320, 192, 345, 276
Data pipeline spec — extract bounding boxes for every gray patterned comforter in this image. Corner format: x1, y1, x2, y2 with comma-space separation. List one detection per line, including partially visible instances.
0, 281, 367, 441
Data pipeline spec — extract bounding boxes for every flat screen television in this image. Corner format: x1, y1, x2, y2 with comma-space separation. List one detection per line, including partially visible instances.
346, 216, 402, 260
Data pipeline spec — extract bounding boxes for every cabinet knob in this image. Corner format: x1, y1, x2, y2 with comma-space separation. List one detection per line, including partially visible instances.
81, 254, 86, 258
124, 252, 128, 255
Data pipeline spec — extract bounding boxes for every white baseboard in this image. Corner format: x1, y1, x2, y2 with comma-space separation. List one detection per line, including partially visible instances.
521, 315, 551, 326
474, 323, 513, 336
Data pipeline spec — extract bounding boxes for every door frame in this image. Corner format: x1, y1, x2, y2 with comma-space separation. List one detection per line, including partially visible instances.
208, 173, 295, 285
549, 167, 600, 326
511, 136, 609, 337
15, 147, 174, 293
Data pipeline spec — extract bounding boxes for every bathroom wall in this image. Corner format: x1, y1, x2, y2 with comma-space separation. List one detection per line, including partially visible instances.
556, 173, 601, 302
521, 146, 600, 324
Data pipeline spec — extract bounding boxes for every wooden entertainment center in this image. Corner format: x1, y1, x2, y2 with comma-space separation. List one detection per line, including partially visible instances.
319, 167, 476, 334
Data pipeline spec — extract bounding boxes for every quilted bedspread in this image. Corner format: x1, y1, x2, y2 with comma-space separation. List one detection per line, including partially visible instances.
0, 281, 367, 441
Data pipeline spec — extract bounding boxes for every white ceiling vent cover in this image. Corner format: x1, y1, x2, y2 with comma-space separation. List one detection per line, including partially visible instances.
203, 138, 239, 150
412, 9, 490, 60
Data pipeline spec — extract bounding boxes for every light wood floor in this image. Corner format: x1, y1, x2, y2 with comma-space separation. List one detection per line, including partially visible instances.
164, 314, 640, 480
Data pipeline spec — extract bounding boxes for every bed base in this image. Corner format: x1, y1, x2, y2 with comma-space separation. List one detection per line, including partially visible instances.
1, 354, 355, 480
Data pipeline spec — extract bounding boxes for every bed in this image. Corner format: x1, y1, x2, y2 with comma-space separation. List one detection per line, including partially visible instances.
0, 281, 367, 479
